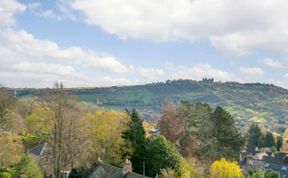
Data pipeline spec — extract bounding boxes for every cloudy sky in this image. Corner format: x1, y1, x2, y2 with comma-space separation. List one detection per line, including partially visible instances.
1, 0, 288, 88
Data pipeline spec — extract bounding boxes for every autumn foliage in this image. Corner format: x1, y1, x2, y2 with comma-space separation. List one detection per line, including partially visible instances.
210, 158, 243, 178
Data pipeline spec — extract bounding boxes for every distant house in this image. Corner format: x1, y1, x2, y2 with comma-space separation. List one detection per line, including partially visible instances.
240, 145, 288, 177
87, 158, 150, 178
30, 142, 48, 157
29, 143, 70, 178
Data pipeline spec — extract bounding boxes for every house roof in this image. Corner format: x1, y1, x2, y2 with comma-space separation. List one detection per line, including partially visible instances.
29, 142, 48, 156
246, 145, 259, 156
87, 161, 150, 178
241, 148, 288, 177
261, 153, 288, 177
263, 162, 288, 177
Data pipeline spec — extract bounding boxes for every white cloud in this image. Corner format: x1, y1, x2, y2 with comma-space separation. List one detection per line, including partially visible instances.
263, 58, 285, 68
12, 62, 75, 76
0, 28, 128, 73
167, 63, 241, 82
240, 67, 264, 76
0, 0, 26, 26
0, 27, 131, 87
0, 67, 136, 88
99, 77, 136, 86
28, 2, 61, 20
66, 0, 288, 56
138, 67, 165, 79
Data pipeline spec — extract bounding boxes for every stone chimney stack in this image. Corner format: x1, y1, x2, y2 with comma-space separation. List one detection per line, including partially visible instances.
97, 157, 103, 163
122, 159, 132, 174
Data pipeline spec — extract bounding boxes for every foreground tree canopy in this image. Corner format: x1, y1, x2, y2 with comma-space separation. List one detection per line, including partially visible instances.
1, 83, 283, 178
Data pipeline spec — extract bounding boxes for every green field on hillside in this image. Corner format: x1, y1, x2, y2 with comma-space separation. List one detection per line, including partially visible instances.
16, 80, 288, 126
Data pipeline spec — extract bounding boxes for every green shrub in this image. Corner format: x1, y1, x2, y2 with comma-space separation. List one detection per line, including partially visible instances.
0, 172, 11, 178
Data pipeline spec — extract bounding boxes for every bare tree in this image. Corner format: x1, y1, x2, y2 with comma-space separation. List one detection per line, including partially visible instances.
40, 82, 83, 178
158, 102, 187, 143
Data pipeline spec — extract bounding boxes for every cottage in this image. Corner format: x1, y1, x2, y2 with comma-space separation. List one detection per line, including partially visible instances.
240, 145, 288, 177
87, 158, 150, 178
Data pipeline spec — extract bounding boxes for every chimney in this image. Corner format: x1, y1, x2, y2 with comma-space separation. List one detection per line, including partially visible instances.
97, 157, 103, 163
122, 159, 132, 175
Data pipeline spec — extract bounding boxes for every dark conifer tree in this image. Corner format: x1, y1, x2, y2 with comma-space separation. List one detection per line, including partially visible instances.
122, 109, 146, 174
263, 132, 276, 148
213, 106, 245, 160
247, 124, 263, 147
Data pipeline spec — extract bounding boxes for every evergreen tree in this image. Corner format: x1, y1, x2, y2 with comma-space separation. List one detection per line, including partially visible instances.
145, 136, 182, 177
213, 107, 245, 160
263, 132, 276, 148
122, 109, 194, 177
122, 109, 146, 174
179, 102, 216, 160
247, 124, 263, 147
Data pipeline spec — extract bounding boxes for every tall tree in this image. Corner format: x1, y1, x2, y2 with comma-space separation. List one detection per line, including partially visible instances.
87, 110, 131, 166
263, 132, 276, 148
213, 107, 245, 160
247, 124, 263, 147
40, 82, 83, 178
178, 102, 216, 160
159, 102, 186, 143
122, 109, 146, 174
144, 135, 182, 177
0, 86, 16, 131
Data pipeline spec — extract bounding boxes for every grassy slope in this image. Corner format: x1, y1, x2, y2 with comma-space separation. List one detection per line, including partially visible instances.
16, 80, 288, 124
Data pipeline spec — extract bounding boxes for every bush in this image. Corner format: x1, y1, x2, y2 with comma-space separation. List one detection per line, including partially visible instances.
248, 169, 265, 178
0, 168, 11, 178
12, 155, 43, 178
68, 166, 87, 178
0, 172, 11, 178
264, 169, 280, 178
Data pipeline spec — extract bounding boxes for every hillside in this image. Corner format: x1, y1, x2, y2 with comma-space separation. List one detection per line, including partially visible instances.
16, 79, 288, 126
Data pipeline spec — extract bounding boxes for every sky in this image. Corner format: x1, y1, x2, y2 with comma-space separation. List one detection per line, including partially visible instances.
0, 0, 288, 88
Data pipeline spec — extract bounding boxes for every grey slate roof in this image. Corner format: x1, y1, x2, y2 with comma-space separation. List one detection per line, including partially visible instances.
87, 161, 150, 178
241, 146, 288, 177
262, 154, 288, 177
29, 142, 48, 156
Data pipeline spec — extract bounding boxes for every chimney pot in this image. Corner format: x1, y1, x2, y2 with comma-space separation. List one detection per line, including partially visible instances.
122, 159, 132, 174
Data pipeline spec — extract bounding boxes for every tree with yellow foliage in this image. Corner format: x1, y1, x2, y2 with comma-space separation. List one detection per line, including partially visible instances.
86, 110, 131, 166
210, 158, 243, 178
0, 132, 24, 168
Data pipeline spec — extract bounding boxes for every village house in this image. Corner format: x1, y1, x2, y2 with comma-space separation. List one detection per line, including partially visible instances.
240, 145, 288, 177
87, 158, 150, 178
29, 142, 70, 178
